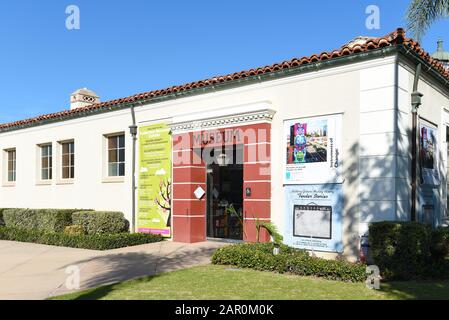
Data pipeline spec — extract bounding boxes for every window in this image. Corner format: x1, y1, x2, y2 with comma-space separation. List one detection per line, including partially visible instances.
107, 134, 125, 177
40, 144, 52, 180
61, 141, 75, 179
7, 149, 16, 182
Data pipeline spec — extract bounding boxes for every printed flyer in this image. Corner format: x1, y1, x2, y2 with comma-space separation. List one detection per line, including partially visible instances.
138, 123, 172, 237
284, 114, 342, 184
419, 121, 439, 185
284, 184, 343, 253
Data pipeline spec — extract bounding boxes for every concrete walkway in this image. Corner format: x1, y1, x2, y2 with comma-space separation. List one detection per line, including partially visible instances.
0, 240, 226, 300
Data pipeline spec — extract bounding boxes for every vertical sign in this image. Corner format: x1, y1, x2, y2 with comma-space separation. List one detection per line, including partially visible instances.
138, 123, 172, 237
419, 121, 439, 185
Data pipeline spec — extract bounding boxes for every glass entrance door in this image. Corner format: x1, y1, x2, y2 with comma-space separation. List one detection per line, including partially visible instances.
206, 145, 244, 240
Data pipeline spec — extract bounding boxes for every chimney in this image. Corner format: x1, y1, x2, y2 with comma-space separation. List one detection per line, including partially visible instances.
70, 88, 100, 110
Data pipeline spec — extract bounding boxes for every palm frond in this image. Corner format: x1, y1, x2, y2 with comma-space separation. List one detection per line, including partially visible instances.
406, 0, 449, 41
260, 222, 283, 245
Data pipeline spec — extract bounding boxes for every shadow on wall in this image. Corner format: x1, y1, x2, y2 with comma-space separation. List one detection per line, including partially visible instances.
57, 244, 220, 300
339, 121, 446, 260
335, 127, 412, 260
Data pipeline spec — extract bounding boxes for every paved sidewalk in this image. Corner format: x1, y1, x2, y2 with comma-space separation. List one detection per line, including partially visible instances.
0, 240, 226, 300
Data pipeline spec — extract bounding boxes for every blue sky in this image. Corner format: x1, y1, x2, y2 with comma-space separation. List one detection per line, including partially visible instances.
0, 0, 448, 123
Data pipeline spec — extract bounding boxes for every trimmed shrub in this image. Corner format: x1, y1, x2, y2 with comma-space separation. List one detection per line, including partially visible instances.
369, 221, 449, 280
0, 208, 9, 226
430, 227, 449, 260
36, 209, 80, 232
72, 211, 129, 234
3, 209, 37, 230
212, 243, 366, 282
0, 226, 162, 250
2, 208, 91, 233
64, 225, 85, 236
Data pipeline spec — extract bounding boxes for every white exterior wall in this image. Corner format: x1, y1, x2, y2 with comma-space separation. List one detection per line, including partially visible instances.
2, 53, 440, 259
358, 59, 412, 236
399, 59, 449, 225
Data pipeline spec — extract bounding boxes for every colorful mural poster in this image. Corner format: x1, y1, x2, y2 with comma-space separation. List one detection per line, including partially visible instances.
284, 184, 343, 253
420, 121, 439, 185
284, 114, 342, 184
138, 123, 172, 237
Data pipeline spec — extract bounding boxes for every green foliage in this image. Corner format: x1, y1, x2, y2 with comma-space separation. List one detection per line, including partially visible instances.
406, 0, 449, 41
212, 243, 366, 282
36, 209, 80, 232
0, 208, 9, 226
430, 227, 449, 259
369, 222, 449, 280
3, 209, 38, 230
72, 211, 130, 235
0, 226, 162, 250
257, 221, 283, 245
64, 225, 85, 236
2, 208, 91, 233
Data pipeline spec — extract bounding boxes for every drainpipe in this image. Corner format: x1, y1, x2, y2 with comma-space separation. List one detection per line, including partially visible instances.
129, 105, 138, 233
411, 63, 423, 222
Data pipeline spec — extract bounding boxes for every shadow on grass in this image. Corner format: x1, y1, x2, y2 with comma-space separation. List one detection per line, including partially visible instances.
69, 275, 158, 300
55, 243, 222, 300
381, 280, 449, 300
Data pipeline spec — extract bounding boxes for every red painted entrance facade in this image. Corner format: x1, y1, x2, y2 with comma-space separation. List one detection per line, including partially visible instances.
172, 123, 272, 243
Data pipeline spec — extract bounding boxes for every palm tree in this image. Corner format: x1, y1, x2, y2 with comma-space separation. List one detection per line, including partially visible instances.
406, 0, 449, 41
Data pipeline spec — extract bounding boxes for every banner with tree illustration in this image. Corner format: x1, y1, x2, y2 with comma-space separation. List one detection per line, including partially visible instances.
138, 123, 172, 237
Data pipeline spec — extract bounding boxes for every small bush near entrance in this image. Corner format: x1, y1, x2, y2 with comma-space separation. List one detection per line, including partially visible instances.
212, 243, 367, 282
2, 208, 92, 233
0, 226, 162, 250
72, 211, 129, 235
369, 222, 449, 280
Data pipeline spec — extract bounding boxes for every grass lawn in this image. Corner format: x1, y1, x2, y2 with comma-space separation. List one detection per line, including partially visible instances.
51, 265, 449, 300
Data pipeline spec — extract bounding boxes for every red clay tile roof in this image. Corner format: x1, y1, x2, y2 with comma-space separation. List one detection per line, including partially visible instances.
1, 28, 448, 131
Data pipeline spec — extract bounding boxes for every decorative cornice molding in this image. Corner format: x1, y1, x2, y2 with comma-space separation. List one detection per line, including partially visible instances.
170, 109, 276, 133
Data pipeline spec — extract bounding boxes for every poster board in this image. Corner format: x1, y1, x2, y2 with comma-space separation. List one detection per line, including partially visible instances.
138, 123, 172, 237
293, 205, 332, 239
284, 114, 342, 184
284, 184, 343, 253
419, 120, 439, 185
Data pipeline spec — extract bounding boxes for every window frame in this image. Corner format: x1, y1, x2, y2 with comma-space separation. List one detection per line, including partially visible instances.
103, 132, 125, 183
57, 140, 75, 183
36, 143, 53, 185
2, 148, 16, 186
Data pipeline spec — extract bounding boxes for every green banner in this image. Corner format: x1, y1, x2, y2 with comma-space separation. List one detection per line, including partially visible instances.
138, 123, 172, 237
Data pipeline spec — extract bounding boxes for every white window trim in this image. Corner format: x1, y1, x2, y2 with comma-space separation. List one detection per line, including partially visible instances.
102, 132, 125, 183
2, 148, 16, 187
36, 143, 53, 186
56, 139, 75, 185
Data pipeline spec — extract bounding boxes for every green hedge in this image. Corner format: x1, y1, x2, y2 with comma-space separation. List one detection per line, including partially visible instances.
369, 222, 449, 280
2, 208, 92, 233
0, 208, 8, 226
431, 227, 449, 259
3, 209, 38, 230
72, 211, 129, 234
212, 243, 366, 282
0, 226, 162, 250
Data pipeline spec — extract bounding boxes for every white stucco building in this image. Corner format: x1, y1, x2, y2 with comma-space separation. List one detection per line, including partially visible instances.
0, 28, 448, 260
